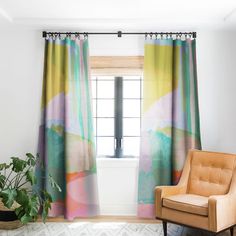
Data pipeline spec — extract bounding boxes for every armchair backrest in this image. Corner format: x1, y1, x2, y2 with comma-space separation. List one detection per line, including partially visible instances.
187, 150, 236, 197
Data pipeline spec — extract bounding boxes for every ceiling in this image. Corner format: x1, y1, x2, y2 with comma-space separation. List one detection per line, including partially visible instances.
0, 0, 236, 31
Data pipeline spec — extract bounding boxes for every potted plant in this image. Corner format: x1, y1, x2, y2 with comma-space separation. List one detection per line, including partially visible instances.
0, 153, 61, 229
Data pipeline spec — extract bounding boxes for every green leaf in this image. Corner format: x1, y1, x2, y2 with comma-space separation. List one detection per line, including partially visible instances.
41, 190, 53, 223
42, 200, 51, 223
42, 206, 47, 223
20, 214, 32, 224
26, 153, 35, 159
0, 189, 17, 208
15, 206, 24, 218
26, 153, 36, 166
48, 174, 61, 192
28, 195, 39, 217
11, 157, 27, 173
26, 170, 37, 185
15, 206, 24, 219
0, 163, 10, 171
27, 159, 36, 166
0, 175, 6, 189
15, 189, 29, 206
15, 192, 39, 222
43, 191, 52, 203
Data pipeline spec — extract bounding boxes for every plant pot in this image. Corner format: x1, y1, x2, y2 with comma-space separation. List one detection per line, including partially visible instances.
0, 199, 22, 229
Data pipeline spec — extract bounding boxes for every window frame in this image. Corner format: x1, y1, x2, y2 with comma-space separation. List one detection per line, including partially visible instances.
90, 56, 144, 158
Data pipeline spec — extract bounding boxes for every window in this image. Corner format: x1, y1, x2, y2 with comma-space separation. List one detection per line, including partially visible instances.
91, 75, 142, 158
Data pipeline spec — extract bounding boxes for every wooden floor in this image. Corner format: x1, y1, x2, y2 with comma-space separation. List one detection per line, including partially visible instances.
42, 216, 235, 235
43, 215, 158, 223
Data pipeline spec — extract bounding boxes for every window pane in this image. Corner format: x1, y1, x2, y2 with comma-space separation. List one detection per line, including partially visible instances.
123, 99, 140, 117
97, 80, 114, 98
123, 137, 140, 156
92, 99, 96, 117
123, 80, 140, 98
97, 137, 114, 156
123, 118, 140, 136
91, 79, 96, 98
97, 100, 114, 117
97, 118, 114, 136
93, 118, 96, 136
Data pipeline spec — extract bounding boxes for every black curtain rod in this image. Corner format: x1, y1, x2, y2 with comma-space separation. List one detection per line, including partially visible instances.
42, 31, 197, 38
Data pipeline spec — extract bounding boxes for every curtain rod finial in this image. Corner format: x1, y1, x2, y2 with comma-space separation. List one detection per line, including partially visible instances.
42, 31, 47, 38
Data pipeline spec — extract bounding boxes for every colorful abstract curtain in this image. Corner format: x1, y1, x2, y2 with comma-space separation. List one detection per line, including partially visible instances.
138, 38, 201, 218
37, 37, 99, 220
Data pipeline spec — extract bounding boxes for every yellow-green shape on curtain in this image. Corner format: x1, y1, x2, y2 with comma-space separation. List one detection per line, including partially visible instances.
138, 38, 201, 218
38, 37, 99, 220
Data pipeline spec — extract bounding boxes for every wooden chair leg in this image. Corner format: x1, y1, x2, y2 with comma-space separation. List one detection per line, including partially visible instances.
162, 221, 167, 236
230, 227, 234, 236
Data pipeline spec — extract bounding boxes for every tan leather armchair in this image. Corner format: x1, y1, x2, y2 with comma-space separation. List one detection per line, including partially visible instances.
155, 150, 236, 236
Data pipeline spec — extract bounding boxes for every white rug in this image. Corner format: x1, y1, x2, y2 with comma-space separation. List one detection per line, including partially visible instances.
0, 222, 172, 236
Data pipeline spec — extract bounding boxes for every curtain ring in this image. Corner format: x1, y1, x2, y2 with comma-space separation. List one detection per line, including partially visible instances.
155, 33, 158, 39
83, 33, 88, 39
66, 32, 71, 38
150, 32, 153, 39
145, 33, 148, 40
161, 33, 163, 39
75, 33, 80, 40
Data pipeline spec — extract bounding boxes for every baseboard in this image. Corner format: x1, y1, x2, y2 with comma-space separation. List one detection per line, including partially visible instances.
44, 215, 158, 223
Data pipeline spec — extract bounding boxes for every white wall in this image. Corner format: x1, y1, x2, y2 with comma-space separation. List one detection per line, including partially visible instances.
197, 31, 236, 153
0, 30, 43, 159
0, 29, 236, 215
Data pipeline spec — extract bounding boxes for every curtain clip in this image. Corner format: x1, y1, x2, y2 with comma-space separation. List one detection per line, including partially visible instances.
83, 33, 88, 39
145, 33, 148, 40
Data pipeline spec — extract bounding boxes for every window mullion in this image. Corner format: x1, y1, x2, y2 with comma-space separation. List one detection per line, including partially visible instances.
114, 77, 123, 158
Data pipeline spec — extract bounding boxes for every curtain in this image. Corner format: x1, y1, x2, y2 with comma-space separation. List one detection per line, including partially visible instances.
37, 37, 99, 220
138, 38, 201, 218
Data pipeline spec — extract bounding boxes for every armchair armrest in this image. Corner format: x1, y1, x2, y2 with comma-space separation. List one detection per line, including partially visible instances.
208, 194, 236, 232
209, 168, 236, 232
155, 185, 187, 217
155, 185, 187, 198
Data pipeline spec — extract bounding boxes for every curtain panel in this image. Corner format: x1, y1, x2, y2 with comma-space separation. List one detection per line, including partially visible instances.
37, 38, 99, 220
138, 38, 201, 218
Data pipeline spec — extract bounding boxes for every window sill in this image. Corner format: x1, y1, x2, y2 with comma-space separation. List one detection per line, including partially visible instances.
96, 157, 139, 168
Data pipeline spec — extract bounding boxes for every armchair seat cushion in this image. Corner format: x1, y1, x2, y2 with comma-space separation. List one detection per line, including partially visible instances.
163, 194, 208, 216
